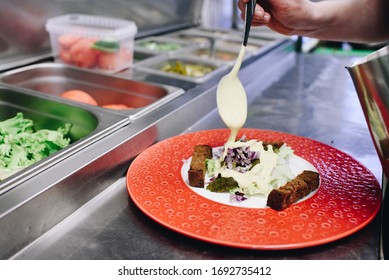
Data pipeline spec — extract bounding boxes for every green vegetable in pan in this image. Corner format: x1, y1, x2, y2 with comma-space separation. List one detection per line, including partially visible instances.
161, 61, 215, 77
0, 112, 71, 181
139, 40, 182, 51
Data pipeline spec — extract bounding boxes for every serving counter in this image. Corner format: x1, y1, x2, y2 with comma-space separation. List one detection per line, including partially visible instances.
8, 45, 382, 259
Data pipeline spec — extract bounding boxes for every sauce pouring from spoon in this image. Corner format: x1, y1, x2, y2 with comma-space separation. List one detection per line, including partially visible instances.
216, 0, 256, 157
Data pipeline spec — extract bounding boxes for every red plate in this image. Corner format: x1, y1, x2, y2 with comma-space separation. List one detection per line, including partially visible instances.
126, 129, 381, 250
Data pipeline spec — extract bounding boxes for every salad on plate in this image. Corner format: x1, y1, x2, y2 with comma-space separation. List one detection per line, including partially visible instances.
186, 136, 320, 210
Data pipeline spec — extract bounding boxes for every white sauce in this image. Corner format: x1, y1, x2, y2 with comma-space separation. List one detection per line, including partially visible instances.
216, 45, 248, 156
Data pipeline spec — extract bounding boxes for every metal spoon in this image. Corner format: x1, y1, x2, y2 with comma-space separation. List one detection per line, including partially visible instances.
243, 0, 256, 47
216, 0, 256, 149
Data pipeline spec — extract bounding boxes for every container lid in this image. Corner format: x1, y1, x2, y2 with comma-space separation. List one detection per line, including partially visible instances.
46, 14, 138, 40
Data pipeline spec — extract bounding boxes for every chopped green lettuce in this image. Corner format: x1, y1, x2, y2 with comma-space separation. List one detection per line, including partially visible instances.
205, 158, 221, 177
0, 113, 71, 181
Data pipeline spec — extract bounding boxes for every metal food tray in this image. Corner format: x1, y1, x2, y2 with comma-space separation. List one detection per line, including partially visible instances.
185, 46, 241, 65
176, 27, 242, 40
134, 54, 228, 84
134, 36, 203, 56
133, 51, 159, 64
215, 37, 271, 56
0, 84, 159, 258
166, 28, 272, 57
0, 63, 185, 120
165, 28, 239, 48
0, 85, 128, 195
191, 26, 291, 41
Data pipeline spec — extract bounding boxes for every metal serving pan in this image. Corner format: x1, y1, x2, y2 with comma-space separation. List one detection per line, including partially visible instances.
134, 36, 202, 56
0, 85, 128, 195
188, 26, 290, 42
176, 27, 242, 40
185, 46, 241, 65
166, 28, 271, 57
0, 63, 184, 120
134, 54, 227, 84
165, 28, 239, 48
214, 37, 270, 56
178, 43, 256, 66
0, 84, 159, 258
133, 51, 159, 64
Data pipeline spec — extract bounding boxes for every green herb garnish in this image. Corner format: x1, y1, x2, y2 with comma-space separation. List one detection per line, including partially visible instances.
206, 176, 239, 193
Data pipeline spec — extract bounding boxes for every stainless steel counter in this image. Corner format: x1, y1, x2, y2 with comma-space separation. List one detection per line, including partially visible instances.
11, 50, 383, 260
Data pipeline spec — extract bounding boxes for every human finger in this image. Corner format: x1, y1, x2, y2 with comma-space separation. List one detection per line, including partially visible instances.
240, 5, 270, 25
237, 0, 249, 14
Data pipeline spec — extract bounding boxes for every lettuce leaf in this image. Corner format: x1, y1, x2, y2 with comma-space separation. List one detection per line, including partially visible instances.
0, 113, 71, 181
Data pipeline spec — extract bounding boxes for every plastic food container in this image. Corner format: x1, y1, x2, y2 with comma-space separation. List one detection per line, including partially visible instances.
46, 14, 137, 73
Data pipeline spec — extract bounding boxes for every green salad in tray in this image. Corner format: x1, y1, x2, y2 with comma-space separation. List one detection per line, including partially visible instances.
139, 40, 182, 52
0, 113, 71, 181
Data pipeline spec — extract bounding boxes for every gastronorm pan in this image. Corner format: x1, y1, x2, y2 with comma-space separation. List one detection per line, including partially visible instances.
0, 63, 184, 119
134, 36, 202, 56
186, 26, 290, 42
0, 85, 128, 194
0, 84, 159, 259
214, 37, 270, 55
182, 45, 250, 66
166, 28, 270, 57
177, 27, 242, 40
133, 51, 158, 64
134, 54, 228, 84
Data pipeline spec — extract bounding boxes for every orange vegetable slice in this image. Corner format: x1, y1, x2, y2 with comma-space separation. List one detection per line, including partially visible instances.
102, 104, 132, 109
60, 90, 98, 106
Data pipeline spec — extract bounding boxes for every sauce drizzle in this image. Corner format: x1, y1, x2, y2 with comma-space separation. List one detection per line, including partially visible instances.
216, 45, 248, 157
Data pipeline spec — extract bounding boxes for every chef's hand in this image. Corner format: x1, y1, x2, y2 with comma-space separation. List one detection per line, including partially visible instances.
238, 0, 389, 43
237, 0, 316, 37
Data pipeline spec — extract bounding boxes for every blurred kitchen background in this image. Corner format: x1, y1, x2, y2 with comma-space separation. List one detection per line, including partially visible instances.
0, 0, 227, 71
1, 0, 386, 73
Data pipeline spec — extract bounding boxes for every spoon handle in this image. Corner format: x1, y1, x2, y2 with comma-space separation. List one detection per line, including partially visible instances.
243, 0, 257, 46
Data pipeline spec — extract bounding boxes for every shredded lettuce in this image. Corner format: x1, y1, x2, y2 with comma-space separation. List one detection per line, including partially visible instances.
0, 113, 71, 181
205, 138, 295, 197
206, 157, 222, 177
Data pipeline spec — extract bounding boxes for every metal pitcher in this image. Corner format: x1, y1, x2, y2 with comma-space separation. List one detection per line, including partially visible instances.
347, 46, 389, 178
346, 45, 389, 259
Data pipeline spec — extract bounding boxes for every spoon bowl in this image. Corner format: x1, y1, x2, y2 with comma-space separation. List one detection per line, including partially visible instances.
216, 46, 247, 145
